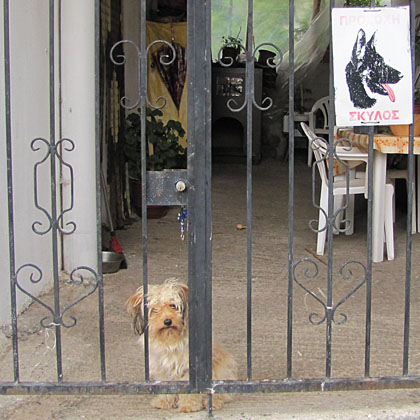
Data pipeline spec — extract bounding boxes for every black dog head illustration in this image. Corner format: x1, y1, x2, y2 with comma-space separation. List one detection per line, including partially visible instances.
345, 29, 402, 109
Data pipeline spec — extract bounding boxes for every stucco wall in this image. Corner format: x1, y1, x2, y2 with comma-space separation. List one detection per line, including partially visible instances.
0, 1, 54, 327
0, 0, 97, 328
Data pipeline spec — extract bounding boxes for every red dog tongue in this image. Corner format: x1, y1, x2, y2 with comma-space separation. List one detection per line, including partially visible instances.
382, 83, 395, 102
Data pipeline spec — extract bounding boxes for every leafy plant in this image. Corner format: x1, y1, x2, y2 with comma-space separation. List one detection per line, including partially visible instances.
221, 28, 243, 47
124, 107, 186, 177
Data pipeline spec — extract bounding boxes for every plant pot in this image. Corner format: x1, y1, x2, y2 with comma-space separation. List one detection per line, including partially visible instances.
129, 177, 169, 219
221, 46, 239, 64
258, 49, 276, 65
390, 113, 420, 137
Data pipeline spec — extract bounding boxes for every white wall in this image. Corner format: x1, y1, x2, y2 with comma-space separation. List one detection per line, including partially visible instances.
0, 1, 98, 328
0, 1, 54, 327
60, 0, 98, 275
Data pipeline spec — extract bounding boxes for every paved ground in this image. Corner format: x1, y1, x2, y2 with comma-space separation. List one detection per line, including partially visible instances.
1, 154, 420, 419
1, 389, 420, 419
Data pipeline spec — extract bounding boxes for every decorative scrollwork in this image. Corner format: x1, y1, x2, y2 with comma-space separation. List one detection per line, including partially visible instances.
31, 138, 54, 235
216, 42, 283, 113
31, 137, 76, 236
60, 267, 99, 328
251, 43, 283, 112
216, 41, 246, 68
55, 138, 76, 235
110, 39, 176, 110
15, 264, 56, 328
110, 40, 141, 110
253, 42, 283, 69
15, 263, 99, 329
293, 258, 367, 326
309, 136, 356, 235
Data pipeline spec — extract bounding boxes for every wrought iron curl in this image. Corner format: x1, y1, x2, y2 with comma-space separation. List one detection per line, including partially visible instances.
216, 41, 246, 68
253, 42, 283, 69
31, 137, 54, 235
59, 267, 99, 328
146, 39, 176, 66
309, 135, 329, 233
309, 136, 356, 235
332, 261, 367, 325
15, 264, 56, 328
226, 97, 247, 113
293, 258, 327, 325
15, 264, 99, 329
55, 138, 76, 235
293, 258, 367, 326
251, 43, 283, 112
110, 39, 178, 110
145, 40, 177, 110
331, 138, 358, 235
110, 40, 142, 110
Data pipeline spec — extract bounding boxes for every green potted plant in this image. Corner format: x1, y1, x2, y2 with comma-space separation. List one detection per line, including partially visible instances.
220, 28, 243, 64
125, 107, 186, 218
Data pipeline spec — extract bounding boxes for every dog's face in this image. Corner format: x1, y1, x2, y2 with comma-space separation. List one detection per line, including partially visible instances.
346, 29, 402, 109
125, 280, 188, 346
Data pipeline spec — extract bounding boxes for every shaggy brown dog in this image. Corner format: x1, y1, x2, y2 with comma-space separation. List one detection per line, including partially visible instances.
125, 279, 238, 412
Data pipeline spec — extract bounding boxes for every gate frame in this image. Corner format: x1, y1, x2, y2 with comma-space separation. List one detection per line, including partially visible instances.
2, 0, 420, 414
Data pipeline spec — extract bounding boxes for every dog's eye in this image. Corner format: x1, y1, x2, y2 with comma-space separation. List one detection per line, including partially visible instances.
169, 304, 177, 310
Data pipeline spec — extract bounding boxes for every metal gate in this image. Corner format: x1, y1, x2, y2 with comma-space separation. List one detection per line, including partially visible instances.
2, 0, 420, 416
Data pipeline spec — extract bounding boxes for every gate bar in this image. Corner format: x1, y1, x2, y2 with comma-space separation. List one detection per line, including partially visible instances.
245, 0, 254, 382
139, 0, 150, 383
48, 0, 64, 382
94, 0, 106, 382
187, 0, 213, 393
403, 0, 416, 376
3, 375, 420, 395
3, 0, 19, 383
286, 0, 295, 380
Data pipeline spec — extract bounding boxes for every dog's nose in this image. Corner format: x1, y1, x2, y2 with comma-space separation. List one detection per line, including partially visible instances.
164, 318, 172, 327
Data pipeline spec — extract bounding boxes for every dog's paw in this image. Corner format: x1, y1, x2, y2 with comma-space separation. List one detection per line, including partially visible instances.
177, 395, 204, 412
151, 395, 178, 410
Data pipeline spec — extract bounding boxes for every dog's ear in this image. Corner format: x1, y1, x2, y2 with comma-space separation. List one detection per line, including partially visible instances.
175, 283, 188, 321
125, 289, 145, 335
366, 32, 376, 50
351, 28, 366, 69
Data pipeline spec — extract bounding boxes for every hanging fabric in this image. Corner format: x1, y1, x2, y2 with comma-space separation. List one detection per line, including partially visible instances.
151, 23, 186, 110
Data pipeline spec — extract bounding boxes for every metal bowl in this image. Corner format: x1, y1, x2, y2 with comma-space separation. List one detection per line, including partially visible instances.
102, 251, 123, 274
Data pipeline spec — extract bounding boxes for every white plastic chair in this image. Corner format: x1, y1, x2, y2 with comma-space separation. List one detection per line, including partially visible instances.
307, 96, 330, 167
301, 123, 395, 259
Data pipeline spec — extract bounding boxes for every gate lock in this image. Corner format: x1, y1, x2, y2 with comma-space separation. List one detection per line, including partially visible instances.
146, 170, 187, 206
175, 180, 186, 192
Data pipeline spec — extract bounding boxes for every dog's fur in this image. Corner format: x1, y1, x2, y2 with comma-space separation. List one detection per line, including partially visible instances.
346, 28, 402, 109
125, 279, 238, 412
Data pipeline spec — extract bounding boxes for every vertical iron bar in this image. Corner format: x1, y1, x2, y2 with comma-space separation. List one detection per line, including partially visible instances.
245, 0, 254, 382
364, 0, 376, 381
4, 0, 19, 382
325, 0, 335, 379
187, 0, 213, 393
403, 0, 415, 375
95, 0, 106, 381
364, 126, 374, 377
139, 0, 150, 382
286, 0, 295, 380
49, 0, 63, 382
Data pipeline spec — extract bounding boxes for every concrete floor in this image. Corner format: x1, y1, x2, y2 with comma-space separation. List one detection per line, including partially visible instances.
1, 152, 420, 419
